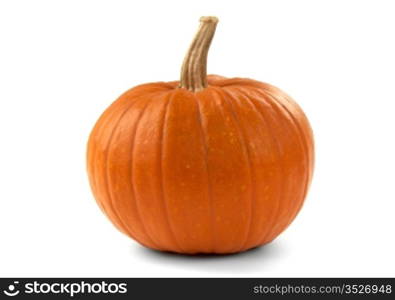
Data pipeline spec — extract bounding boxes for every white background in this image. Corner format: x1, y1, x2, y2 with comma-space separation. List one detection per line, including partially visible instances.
1, 0, 394, 277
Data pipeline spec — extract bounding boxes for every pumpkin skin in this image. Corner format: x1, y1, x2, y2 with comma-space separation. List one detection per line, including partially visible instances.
87, 75, 314, 254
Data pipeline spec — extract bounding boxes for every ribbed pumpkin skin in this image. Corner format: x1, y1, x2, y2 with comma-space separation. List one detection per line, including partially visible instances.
87, 75, 314, 254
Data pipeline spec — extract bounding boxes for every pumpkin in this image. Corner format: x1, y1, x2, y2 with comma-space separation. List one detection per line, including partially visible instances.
87, 16, 314, 254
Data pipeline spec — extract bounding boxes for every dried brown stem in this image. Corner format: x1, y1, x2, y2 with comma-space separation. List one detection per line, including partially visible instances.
179, 16, 218, 92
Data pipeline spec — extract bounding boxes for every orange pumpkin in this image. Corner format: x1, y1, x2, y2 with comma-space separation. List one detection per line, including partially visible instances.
87, 16, 314, 254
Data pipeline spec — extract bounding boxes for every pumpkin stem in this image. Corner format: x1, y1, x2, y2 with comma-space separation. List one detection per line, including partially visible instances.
180, 16, 218, 92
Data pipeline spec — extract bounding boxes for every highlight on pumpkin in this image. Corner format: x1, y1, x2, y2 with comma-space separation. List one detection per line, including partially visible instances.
87, 16, 314, 254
